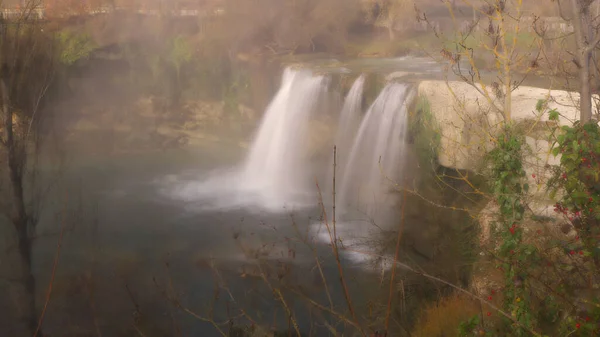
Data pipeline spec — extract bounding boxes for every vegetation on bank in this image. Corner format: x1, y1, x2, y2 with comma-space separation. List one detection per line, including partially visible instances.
406, 0, 600, 335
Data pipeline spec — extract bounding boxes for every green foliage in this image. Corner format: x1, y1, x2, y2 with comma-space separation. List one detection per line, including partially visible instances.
461, 107, 600, 336
486, 126, 538, 336
487, 128, 528, 222
223, 70, 250, 114
56, 29, 96, 65
461, 127, 540, 335
548, 114, 600, 265
169, 35, 193, 76
458, 315, 492, 337
411, 95, 441, 174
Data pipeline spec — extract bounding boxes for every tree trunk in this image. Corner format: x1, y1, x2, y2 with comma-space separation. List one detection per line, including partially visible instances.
570, 0, 593, 123
580, 49, 593, 123
1, 71, 37, 336
10, 220, 37, 336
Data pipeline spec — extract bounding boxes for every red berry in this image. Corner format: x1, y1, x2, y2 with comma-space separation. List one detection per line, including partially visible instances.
487, 312, 491, 317
488, 296, 493, 300
580, 251, 584, 255
586, 317, 591, 322
491, 290, 496, 295
532, 173, 536, 178
570, 250, 575, 255
576, 323, 581, 329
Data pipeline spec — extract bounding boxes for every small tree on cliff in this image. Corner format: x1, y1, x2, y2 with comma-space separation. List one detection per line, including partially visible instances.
410, 1, 600, 335
418, 0, 541, 123
0, 1, 58, 335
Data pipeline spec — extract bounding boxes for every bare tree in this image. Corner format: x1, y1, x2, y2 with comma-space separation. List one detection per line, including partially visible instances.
0, 1, 57, 335
565, 0, 600, 122
417, 0, 541, 122
533, 0, 600, 122
373, 0, 414, 41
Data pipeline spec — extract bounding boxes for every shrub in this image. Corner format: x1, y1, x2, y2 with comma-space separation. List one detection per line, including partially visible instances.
56, 29, 96, 65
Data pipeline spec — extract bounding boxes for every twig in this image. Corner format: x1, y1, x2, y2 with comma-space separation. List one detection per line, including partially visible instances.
342, 247, 543, 337
33, 190, 68, 337
179, 306, 227, 337
87, 203, 103, 337
288, 288, 364, 333
378, 162, 476, 216
384, 187, 406, 335
332, 145, 337, 254
315, 180, 364, 336
159, 260, 229, 336
289, 214, 334, 310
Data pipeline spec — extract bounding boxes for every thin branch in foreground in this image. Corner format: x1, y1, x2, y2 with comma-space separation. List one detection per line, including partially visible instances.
33, 190, 68, 337
384, 188, 406, 335
314, 146, 364, 336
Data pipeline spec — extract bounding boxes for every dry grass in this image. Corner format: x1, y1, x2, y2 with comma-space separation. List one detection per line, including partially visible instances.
412, 293, 482, 337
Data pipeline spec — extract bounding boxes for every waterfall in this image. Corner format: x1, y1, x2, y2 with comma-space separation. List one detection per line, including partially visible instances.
239, 67, 328, 210
338, 82, 413, 221
311, 81, 414, 270
166, 66, 414, 226
331, 75, 365, 184
167, 67, 328, 212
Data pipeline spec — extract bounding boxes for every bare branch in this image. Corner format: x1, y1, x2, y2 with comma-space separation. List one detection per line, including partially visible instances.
585, 32, 600, 52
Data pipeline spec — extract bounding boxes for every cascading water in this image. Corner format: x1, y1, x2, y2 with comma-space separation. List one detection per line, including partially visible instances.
330, 75, 365, 186
238, 67, 328, 210
167, 67, 328, 213
338, 82, 413, 219
311, 81, 414, 270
